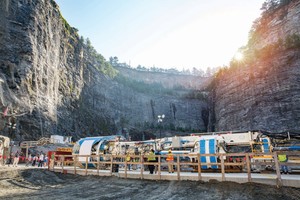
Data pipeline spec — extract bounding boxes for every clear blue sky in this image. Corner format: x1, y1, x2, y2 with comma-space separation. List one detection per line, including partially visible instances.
55, 0, 265, 71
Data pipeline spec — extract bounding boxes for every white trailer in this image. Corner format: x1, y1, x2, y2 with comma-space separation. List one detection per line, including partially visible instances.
0, 135, 10, 165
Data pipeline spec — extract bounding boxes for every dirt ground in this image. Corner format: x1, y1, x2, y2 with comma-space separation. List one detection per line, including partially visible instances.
0, 167, 300, 200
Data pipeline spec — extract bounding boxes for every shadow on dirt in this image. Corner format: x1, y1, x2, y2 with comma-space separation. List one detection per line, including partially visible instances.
0, 169, 300, 200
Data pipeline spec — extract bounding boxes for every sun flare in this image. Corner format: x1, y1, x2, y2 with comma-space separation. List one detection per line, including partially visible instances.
234, 52, 244, 61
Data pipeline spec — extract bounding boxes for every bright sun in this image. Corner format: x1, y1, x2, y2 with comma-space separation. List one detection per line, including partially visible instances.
234, 52, 244, 61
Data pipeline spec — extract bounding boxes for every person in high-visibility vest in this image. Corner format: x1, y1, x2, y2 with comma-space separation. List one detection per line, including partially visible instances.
147, 149, 156, 174
166, 149, 174, 173
126, 152, 132, 171
278, 154, 288, 174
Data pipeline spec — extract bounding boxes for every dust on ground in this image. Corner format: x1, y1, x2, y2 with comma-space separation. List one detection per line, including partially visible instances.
0, 167, 300, 200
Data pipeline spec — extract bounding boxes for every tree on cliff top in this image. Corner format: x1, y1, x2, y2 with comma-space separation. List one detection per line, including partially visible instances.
261, 0, 292, 14
85, 38, 118, 78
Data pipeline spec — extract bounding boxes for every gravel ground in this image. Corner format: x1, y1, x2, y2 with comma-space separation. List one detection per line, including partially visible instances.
0, 167, 300, 200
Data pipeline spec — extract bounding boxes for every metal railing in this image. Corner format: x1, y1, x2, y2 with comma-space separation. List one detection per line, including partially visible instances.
49, 151, 300, 187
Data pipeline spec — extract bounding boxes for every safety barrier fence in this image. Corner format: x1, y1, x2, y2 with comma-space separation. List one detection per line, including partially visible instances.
50, 151, 299, 187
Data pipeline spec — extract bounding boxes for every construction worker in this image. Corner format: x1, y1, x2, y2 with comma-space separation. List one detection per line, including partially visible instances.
147, 149, 156, 174
126, 152, 132, 170
166, 149, 174, 173
278, 154, 288, 174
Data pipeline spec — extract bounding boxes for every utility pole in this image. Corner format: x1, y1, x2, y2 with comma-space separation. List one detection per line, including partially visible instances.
157, 114, 165, 139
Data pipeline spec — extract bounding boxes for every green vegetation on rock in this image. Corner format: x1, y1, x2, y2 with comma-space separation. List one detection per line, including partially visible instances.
114, 74, 175, 95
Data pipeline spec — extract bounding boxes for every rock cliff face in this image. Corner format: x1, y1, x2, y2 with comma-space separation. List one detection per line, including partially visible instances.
0, 0, 208, 140
250, 1, 300, 49
116, 66, 211, 90
1, 0, 299, 140
0, 0, 86, 140
211, 1, 300, 132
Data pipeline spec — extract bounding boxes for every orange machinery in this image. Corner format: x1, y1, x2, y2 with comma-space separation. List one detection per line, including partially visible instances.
48, 147, 73, 166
